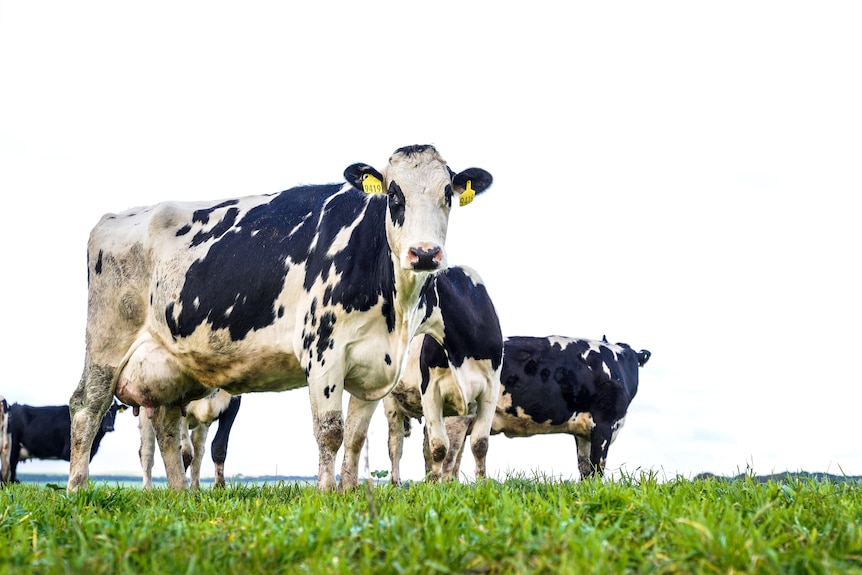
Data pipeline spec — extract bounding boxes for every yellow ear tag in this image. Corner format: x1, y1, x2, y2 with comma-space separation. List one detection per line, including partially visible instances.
362, 174, 383, 194
459, 180, 476, 207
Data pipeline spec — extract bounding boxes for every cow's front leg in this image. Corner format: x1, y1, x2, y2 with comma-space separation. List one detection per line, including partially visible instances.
152, 405, 186, 491
309, 377, 344, 492
420, 368, 449, 482
341, 395, 380, 490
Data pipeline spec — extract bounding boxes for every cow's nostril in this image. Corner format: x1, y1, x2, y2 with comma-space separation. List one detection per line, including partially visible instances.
410, 246, 442, 270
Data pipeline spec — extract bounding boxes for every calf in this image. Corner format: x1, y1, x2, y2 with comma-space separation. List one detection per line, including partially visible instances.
384, 265, 503, 485
4, 400, 126, 483
395, 336, 650, 481
139, 390, 241, 489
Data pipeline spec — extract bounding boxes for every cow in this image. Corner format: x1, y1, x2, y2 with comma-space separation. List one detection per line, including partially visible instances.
389, 336, 650, 482
68, 144, 493, 492
0, 395, 8, 483
139, 390, 241, 489
383, 265, 503, 485
3, 400, 126, 483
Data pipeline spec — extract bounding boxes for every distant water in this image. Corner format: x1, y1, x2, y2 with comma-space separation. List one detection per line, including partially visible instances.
12, 474, 318, 487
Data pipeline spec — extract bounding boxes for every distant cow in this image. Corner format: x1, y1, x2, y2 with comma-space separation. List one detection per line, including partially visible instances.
0, 395, 9, 483
139, 390, 241, 489
68, 144, 493, 492
384, 265, 503, 485
4, 401, 126, 483
391, 336, 650, 481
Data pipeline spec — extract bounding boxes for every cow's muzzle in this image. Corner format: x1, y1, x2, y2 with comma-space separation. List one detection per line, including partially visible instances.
409, 246, 442, 270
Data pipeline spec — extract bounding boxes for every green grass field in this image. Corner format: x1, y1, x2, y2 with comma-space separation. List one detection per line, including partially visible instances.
2, 473, 860, 574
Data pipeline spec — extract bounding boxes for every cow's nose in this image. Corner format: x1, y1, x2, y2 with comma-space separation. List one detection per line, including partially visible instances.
409, 246, 442, 270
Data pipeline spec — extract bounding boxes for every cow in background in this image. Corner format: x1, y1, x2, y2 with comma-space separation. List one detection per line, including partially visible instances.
392, 336, 650, 482
3, 400, 126, 483
69, 144, 493, 492
0, 395, 9, 483
139, 390, 241, 489
384, 265, 503, 485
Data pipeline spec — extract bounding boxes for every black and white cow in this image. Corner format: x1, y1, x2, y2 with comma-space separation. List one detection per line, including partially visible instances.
68, 144, 492, 492
392, 336, 650, 481
384, 265, 503, 485
0, 395, 9, 483
3, 401, 126, 483
139, 390, 241, 489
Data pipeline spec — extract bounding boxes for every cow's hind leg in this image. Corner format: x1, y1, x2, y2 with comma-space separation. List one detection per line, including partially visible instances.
383, 394, 407, 486
442, 415, 474, 480
341, 395, 380, 490
467, 377, 499, 480
138, 410, 156, 489
152, 405, 187, 491
575, 434, 594, 479
210, 396, 241, 488
181, 418, 194, 472
68, 363, 115, 492
188, 422, 210, 490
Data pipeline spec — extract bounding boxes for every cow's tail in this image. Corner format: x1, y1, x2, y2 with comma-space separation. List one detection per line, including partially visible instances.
638, 350, 652, 367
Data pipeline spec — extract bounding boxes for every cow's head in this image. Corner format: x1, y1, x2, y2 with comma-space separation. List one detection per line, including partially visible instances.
101, 400, 129, 433
344, 145, 492, 271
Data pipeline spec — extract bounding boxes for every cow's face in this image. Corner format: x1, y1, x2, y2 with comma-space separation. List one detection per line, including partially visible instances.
101, 401, 128, 433
346, 145, 492, 272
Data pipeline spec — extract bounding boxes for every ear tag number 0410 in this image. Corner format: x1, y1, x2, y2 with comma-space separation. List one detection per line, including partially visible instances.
362, 174, 383, 194
459, 180, 475, 207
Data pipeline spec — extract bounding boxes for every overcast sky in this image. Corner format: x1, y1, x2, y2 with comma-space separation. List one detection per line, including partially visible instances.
2, 2, 860, 484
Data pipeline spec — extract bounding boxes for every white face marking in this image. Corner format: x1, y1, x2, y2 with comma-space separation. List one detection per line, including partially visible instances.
383, 148, 453, 271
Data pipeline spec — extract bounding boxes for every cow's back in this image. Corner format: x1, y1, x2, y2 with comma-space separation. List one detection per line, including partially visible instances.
496, 336, 638, 434
10, 404, 72, 460
90, 185, 396, 404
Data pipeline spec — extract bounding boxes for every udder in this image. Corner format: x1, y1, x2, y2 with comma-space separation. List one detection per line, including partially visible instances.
115, 338, 209, 413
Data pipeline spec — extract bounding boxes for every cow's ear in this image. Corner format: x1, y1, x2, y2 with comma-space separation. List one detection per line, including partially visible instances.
344, 163, 384, 192
452, 168, 493, 196
638, 350, 652, 367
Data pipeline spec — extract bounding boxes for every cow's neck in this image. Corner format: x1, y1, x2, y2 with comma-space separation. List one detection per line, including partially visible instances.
390, 259, 434, 384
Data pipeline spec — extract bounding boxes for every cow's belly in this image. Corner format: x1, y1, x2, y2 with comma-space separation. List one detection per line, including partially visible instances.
185, 390, 233, 427
493, 409, 596, 438
115, 333, 307, 409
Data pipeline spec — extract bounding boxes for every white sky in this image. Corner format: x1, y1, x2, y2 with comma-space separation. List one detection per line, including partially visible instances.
1, 2, 860, 484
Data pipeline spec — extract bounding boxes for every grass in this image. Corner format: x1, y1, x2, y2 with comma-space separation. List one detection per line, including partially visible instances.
1, 472, 861, 574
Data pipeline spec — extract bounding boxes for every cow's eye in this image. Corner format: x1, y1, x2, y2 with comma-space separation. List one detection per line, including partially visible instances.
387, 182, 405, 207
387, 181, 406, 227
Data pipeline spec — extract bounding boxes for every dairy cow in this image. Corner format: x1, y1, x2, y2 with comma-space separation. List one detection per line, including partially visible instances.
0, 395, 9, 483
391, 336, 650, 481
384, 265, 503, 485
68, 144, 492, 491
4, 401, 126, 483
139, 390, 241, 489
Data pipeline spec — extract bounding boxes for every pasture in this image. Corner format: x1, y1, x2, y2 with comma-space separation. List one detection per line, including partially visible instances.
2, 473, 861, 574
